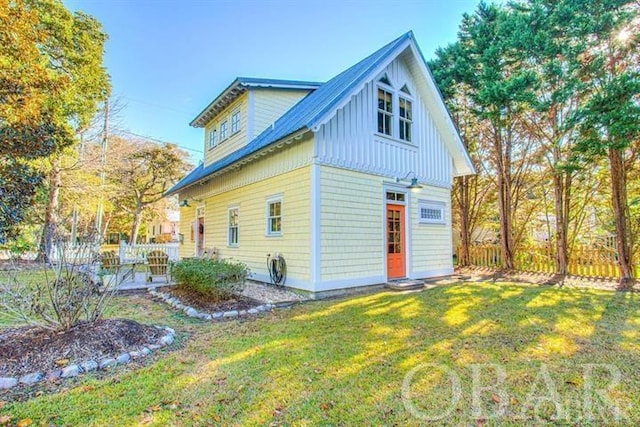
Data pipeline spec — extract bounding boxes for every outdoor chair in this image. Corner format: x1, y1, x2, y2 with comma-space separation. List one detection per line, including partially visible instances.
201, 247, 219, 260
146, 250, 170, 283
100, 251, 120, 274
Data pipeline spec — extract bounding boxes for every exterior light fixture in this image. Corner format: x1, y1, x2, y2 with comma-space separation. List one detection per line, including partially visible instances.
407, 177, 423, 191
396, 172, 423, 192
180, 199, 191, 207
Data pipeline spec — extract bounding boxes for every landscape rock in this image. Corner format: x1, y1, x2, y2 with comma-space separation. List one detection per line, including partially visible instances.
212, 312, 224, 319
164, 327, 175, 335
185, 307, 198, 317
140, 347, 152, 357
0, 377, 18, 389
99, 358, 117, 370
248, 308, 259, 315
128, 350, 140, 359
60, 365, 80, 378
223, 310, 239, 318
148, 344, 162, 351
80, 360, 98, 372
19, 372, 43, 385
160, 334, 174, 346
45, 370, 62, 381
116, 353, 131, 364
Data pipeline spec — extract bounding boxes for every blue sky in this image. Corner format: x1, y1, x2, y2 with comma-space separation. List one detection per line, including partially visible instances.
64, 0, 482, 162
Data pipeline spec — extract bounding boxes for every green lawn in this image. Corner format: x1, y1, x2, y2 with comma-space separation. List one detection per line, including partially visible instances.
2, 283, 640, 426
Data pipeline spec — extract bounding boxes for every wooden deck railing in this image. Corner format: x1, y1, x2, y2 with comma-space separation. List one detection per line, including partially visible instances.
456, 244, 639, 279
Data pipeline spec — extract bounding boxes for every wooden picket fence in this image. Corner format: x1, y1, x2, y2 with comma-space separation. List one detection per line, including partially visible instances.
457, 244, 639, 279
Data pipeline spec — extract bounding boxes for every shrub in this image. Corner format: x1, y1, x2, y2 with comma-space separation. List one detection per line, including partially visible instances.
171, 258, 249, 301
0, 235, 122, 331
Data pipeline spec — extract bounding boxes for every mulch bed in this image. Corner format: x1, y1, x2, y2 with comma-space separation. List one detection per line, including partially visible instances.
163, 287, 261, 313
0, 319, 164, 378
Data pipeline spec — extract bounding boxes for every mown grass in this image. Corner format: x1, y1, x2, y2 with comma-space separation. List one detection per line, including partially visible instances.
1, 283, 640, 426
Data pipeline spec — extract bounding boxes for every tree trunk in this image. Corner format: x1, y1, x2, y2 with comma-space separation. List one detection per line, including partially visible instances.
494, 124, 515, 269
456, 175, 472, 266
608, 147, 634, 282
37, 157, 62, 263
553, 170, 569, 276
129, 206, 143, 245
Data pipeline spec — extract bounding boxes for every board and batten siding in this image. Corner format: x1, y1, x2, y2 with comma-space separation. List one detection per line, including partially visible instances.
178, 135, 315, 290
409, 185, 454, 277
203, 92, 249, 168
315, 55, 453, 189
318, 166, 386, 288
252, 88, 312, 139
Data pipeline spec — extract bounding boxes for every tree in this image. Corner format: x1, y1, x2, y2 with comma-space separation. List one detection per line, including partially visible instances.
431, 2, 540, 269
109, 138, 191, 244
0, 0, 110, 258
570, 0, 640, 282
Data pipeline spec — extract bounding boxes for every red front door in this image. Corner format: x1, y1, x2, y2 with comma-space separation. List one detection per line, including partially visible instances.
387, 204, 406, 279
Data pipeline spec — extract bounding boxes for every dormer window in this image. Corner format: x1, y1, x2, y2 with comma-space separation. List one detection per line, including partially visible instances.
220, 120, 228, 141
377, 88, 393, 136
208, 128, 217, 149
231, 110, 241, 134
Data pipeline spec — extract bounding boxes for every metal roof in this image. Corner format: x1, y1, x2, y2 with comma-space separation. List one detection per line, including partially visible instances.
190, 77, 324, 128
167, 31, 415, 197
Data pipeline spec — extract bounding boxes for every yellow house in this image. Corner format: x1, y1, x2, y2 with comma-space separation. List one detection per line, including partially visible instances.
166, 31, 475, 295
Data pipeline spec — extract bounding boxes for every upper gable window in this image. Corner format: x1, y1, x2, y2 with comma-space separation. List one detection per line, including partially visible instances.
375, 79, 415, 143
399, 97, 412, 142
220, 120, 228, 141
378, 74, 392, 86
231, 110, 241, 134
208, 128, 217, 150
377, 88, 393, 136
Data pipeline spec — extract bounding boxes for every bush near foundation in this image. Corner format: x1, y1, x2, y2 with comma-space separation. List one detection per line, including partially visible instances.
171, 258, 248, 301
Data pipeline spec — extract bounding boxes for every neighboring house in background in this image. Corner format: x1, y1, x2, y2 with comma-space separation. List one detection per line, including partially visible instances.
166, 31, 475, 294
145, 208, 180, 243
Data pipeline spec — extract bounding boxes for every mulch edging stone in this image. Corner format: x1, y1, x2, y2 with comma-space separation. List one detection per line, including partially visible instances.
148, 288, 286, 320
0, 326, 176, 390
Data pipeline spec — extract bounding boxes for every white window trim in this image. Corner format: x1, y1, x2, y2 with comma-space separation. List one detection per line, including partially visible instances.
377, 86, 393, 137
418, 200, 446, 224
399, 96, 413, 143
220, 120, 229, 142
227, 206, 239, 247
265, 195, 283, 237
374, 78, 417, 145
231, 110, 241, 135
208, 128, 217, 150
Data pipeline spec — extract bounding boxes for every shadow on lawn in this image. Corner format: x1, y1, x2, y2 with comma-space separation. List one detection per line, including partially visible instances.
4, 283, 640, 426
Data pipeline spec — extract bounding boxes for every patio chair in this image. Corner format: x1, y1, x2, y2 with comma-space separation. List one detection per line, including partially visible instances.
100, 251, 120, 274
201, 247, 219, 260
146, 250, 170, 284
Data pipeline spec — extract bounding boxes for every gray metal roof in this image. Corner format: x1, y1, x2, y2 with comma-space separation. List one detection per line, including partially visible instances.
167, 31, 414, 197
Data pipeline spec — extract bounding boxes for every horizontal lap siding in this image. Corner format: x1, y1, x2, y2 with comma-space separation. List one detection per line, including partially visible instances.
204, 92, 249, 167
204, 166, 311, 283
320, 166, 384, 281
178, 205, 196, 258
253, 89, 311, 136
410, 185, 453, 273
178, 137, 315, 286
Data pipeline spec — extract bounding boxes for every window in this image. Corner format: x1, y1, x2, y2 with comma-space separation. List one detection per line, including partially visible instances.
386, 191, 406, 202
266, 197, 282, 236
399, 97, 412, 142
228, 207, 239, 246
231, 110, 240, 133
419, 201, 445, 224
220, 120, 228, 141
377, 88, 393, 135
208, 128, 217, 149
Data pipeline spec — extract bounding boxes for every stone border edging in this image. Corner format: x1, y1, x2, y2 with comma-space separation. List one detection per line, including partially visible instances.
148, 289, 278, 320
0, 326, 176, 390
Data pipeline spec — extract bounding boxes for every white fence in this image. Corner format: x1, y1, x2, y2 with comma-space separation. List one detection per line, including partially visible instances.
118, 242, 180, 263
